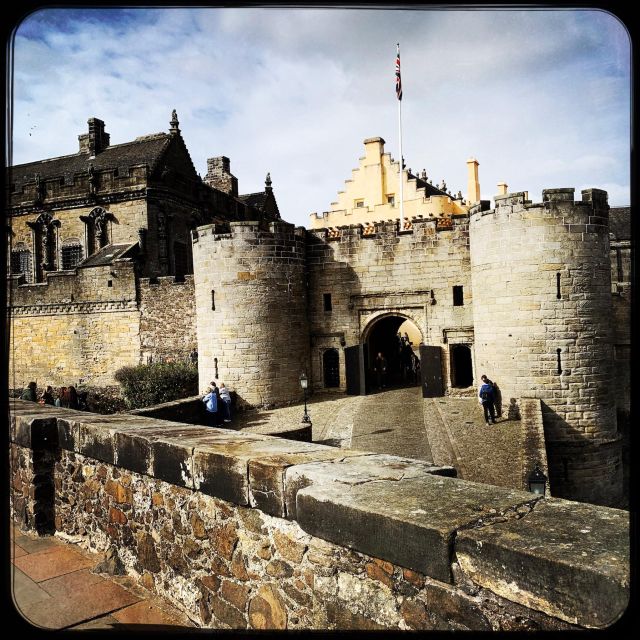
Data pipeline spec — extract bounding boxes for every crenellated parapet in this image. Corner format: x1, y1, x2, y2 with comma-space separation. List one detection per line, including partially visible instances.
469, 187, 620, 506
192, 220, 310, 408
7, 258, 137, 311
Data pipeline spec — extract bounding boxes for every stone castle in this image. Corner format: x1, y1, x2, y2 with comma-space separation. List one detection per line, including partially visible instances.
6, 114, 631, 507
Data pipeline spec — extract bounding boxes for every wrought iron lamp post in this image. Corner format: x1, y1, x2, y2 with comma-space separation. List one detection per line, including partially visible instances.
527, 463, 547, 496
299, 372, 310, 424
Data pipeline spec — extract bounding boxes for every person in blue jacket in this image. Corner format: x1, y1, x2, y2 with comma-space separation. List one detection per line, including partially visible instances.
478, 374, 497, 426
202, 383, 221, 427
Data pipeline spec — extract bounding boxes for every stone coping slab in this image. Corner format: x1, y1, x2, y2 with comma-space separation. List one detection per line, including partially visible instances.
192, 437, 344, 506
249, 449, 376, 518
295, 474, 539, 583
455, 497, 629, 629
8, 399, 630, 629
284, 454, 457, 520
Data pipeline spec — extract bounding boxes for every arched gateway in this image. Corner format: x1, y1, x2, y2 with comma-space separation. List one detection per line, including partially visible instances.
342, 313, 445, 397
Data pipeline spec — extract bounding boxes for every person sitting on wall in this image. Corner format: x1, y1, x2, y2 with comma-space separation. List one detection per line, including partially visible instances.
55, 386, 67, 408
202, 382, 221, 427
67, 385, 79, 410
219, 382, 232, 423
21, 381, 38, 402
40, 385, 55, 406
478, 374, 497, 426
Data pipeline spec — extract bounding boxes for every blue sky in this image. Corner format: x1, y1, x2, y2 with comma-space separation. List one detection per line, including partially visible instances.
9, 7, 631, 227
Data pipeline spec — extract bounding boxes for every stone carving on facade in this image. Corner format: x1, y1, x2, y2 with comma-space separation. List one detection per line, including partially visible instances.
80, 206, 113, 255
27, 212, 60, 277
88, 164, 99, 197
170, 109, 180, 134
34, 173, 46, 204
157, 209, 173, 270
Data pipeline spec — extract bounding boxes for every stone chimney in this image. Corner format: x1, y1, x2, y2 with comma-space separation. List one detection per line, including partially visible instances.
363, 137, 385, 165
204, 156, 238, 197
497, 181, 508, 196
466, 157, 481, 205
78, 118, 110, 156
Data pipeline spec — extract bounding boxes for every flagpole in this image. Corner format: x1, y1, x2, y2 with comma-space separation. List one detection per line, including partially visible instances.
396, 43, 404, 230
398, 87, 404, 229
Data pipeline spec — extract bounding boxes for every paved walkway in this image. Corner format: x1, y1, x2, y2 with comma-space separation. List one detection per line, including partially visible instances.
234, 388, 526, 489
350, 387, 433, 461
10, 524, 194, 631
424, 397, 525, 488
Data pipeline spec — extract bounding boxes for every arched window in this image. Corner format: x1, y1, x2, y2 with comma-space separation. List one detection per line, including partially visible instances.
10, 242, 32, 282
61, 237, 84, 270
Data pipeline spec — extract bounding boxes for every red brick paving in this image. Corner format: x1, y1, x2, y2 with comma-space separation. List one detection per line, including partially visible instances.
11, 543, 28, 559
10, 525, 194, 630
112, 600, 190, 626
14, 545, 94, 582
16, 580, 141, 629
39, 567, 106, 598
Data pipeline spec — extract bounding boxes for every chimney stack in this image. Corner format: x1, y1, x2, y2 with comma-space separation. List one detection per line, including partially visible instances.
466, 157, 481, 205
78, 118, 110, 156
497, 182, 508, 196
204, 156, 238, 197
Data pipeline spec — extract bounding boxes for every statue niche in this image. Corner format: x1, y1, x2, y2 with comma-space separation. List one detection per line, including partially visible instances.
80, 207, 114, 256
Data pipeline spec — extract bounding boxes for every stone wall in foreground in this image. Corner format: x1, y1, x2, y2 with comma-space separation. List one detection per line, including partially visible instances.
9, 400, 629, 631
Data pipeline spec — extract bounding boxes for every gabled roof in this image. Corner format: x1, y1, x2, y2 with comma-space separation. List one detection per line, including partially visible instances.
8, 134, 172, 190
238, 191, 268, 210
411, 173, 450, 198
609, 206, 630, 241
76, 243, 138, 268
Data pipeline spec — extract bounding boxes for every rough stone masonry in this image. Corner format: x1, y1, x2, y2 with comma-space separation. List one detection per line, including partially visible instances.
10, 400, 629, 631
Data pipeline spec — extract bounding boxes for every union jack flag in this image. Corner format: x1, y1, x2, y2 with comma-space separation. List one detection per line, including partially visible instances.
395, 44, 402, 101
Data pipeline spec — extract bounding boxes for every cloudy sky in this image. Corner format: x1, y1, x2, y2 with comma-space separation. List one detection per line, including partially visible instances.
9, 7, 630, 228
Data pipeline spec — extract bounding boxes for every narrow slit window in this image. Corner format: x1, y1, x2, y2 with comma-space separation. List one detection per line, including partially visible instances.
453, 286, 464, 306
323, 293, 332, 312
556, 272, 561, 299
211, 290, 215, 311
557, 348, 562, 374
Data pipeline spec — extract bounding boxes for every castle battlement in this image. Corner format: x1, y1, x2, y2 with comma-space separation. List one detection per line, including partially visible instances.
309, 213, 469, 243
139, 274, 194, 287
192, 219, 306, 246
7, 259, 137, 307
471, 188, 610, 230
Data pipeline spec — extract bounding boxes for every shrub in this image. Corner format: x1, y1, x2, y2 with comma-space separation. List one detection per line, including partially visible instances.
114, 362, 199, 409
76, 386, 128, 414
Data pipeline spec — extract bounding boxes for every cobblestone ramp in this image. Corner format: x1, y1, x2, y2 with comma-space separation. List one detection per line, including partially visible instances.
350, 387, 433, 462
427, 398, 525, 489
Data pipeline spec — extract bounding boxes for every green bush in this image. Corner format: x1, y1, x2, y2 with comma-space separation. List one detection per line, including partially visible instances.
114, 362, 199, 409
76, 386, 128, 415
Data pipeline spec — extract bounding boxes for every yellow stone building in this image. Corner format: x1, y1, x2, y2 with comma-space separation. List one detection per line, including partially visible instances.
309, 137, 481, 229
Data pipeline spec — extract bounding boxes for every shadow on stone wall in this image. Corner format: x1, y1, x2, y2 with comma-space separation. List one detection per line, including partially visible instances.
540, 402, 624, 508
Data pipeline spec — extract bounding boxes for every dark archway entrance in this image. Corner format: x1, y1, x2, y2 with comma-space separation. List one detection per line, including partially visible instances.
323, 348, 340, 388
450, 344, 473, 387
365, 316, 421, 391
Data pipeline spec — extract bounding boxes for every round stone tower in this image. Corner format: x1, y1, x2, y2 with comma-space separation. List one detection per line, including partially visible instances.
192, 220, 310, 408
469, 188, 622, 506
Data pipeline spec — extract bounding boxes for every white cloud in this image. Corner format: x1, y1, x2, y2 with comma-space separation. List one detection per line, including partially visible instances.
9, 7, 631, 226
